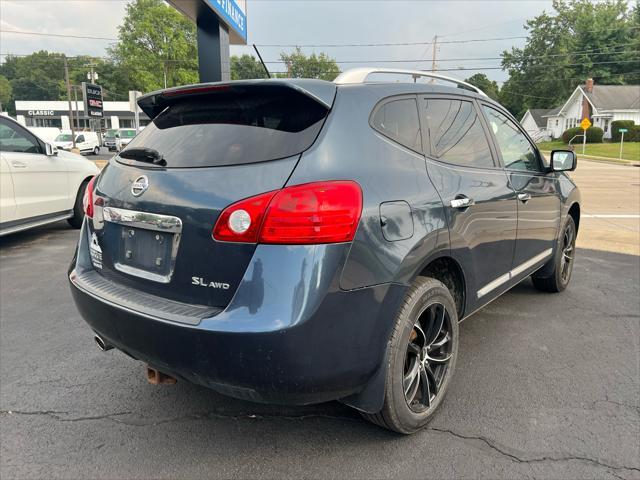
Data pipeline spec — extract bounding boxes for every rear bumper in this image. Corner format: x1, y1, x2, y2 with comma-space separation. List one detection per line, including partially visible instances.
69, 223, 406, 405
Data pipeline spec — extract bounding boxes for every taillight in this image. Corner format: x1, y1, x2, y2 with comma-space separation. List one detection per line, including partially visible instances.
212, 190, 278, 242
83, 176, 96, 218
212, 181, 363, 245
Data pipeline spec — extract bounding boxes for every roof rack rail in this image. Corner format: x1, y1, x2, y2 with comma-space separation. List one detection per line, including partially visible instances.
333, 68, 487, 97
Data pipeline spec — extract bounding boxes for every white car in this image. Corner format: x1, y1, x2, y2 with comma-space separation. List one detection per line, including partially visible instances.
54, 131, 101, 155
0, 115, 99, 236
115, 128, 137, 151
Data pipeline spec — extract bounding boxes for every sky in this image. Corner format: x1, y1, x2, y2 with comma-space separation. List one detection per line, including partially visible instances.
0, 0, 561, 84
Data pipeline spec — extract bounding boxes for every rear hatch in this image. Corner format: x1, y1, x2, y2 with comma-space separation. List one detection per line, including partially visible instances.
91, 81, 336, 308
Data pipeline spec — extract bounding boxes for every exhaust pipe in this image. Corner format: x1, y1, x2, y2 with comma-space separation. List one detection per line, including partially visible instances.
94, 335, 113, 352
146, 365, 177, 385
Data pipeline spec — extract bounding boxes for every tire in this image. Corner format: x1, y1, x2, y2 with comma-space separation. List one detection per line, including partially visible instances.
532, 215, 576, 293
67, 180, 89, 229
93, 146, 100, 155
361, 277, 459, 434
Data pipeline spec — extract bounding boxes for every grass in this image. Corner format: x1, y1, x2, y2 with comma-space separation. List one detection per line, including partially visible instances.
537, 140, 640, 162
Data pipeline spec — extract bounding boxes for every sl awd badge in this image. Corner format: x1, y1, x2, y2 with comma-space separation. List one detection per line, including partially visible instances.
131, 175, 149, 197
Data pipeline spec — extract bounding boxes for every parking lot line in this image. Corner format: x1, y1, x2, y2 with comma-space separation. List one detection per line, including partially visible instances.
582, 214, 640, 218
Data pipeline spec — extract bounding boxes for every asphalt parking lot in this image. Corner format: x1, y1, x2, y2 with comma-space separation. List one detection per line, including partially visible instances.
1, 160, 639, 479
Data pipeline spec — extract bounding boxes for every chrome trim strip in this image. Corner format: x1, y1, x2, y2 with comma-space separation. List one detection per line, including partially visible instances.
102, 207, 182, 233
477, 272, 511, 299
477, 248, 553, 299
510, 248, 553, 278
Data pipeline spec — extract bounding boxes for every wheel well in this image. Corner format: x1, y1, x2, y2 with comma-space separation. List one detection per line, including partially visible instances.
418, 257, 465, 318
568, 203, 580, 232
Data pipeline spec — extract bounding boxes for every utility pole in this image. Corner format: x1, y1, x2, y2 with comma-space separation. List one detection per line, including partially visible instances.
64, 56, 77, 148
73, 86, 81, 131
430, 35, 438, 83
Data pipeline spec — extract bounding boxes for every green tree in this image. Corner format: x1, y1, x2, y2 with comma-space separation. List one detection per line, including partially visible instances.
279, 47, 340, 81
0, 75, 13, 112
464, 74, 499, 100
109, 0, 198, 92
231, 54, 267, 80
0, 51, 67, 101
500, 0, 638, 117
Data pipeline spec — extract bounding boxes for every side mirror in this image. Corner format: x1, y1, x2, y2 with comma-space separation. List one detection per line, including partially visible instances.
550, 150, 577, 172
45, 143, 58, 156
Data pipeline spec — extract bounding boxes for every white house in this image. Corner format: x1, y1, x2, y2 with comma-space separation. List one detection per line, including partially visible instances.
542, 79, 639, 139
520, 108, 558, 142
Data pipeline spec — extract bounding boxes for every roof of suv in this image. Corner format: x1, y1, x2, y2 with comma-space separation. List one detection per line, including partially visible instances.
137, 71, 495, 119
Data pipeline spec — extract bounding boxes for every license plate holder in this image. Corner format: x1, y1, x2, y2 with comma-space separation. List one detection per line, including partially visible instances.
102, 207, 183, 284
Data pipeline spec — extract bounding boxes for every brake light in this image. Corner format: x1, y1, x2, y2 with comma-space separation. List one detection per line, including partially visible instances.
83, 176, 96, 218
212, 181, 363, 244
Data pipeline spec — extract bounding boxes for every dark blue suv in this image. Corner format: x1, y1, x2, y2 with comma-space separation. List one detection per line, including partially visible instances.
69, 69, 581, 433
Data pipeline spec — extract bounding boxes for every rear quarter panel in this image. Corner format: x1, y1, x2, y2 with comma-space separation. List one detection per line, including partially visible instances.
287, 85, 449, 290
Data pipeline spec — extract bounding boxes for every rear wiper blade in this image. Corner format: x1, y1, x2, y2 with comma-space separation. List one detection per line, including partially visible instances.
119, 147, 166, 166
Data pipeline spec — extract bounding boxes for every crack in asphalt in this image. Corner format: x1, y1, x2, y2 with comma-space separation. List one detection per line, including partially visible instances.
4, 410, 639, 474
0, 409, 359, 426
428, 427, 640, 475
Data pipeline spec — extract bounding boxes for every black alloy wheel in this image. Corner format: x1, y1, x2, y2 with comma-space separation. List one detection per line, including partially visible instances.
403, 302, 454, 412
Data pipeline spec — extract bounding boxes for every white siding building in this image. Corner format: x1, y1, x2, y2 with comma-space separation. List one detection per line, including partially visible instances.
14, 100, 149, 131
541, 80, 640, 139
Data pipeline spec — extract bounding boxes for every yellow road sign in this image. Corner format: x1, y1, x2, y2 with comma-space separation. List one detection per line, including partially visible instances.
581, 118, 592, 130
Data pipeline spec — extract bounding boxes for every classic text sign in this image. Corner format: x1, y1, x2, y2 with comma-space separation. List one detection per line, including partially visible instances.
82, 82, 104, 118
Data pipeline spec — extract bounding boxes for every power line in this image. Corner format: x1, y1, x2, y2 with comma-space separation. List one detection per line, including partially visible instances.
255, 35, 530, 48
3, 42, 634, 65
0, 29, 117, 41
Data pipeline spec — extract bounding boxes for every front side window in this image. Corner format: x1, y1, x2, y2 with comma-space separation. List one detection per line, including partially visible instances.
371, 98, 422, 152
423, 98, 494, 168
482, 106, 541, 172
76, 135, 85, 143
0, 119, 42, 154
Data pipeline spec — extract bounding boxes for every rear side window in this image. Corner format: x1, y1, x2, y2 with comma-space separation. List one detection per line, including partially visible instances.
422, 98, 494, 168
120, 88, 329, 168
371, 98, 422, 152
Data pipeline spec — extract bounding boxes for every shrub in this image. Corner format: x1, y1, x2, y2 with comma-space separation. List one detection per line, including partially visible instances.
611, 120, 635, 142
561, 126, 604, 144
630, 125, 640, 142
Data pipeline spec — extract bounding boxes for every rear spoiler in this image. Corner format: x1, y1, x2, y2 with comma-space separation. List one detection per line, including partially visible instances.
137, 79, 337, 120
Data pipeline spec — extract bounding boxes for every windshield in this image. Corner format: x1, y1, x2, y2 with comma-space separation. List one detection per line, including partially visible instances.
55, 134, 73, 142
120, 88, 328, 168
105, 129, 118, 138
119, 130, 137, 138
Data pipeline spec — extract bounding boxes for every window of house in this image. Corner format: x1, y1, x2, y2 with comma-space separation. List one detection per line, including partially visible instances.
422, 98, 494, 168
482, 106, 541, 172
371, 97, 422, 152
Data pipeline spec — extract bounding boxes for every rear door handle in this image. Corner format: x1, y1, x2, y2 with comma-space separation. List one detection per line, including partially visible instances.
450, 197, 474, 209
11, 161, 27, 168
517, 193, 531, 203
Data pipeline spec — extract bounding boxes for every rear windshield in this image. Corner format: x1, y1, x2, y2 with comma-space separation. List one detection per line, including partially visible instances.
119, 88, 329, 168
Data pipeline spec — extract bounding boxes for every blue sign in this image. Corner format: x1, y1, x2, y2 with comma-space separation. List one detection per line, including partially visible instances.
205, 0, 247, 42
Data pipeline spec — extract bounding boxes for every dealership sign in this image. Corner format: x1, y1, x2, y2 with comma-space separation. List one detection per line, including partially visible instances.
27, 110, 55, 116
206, 0, 246, 42
82, 82, 104, 118
167, 0, 247, 44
